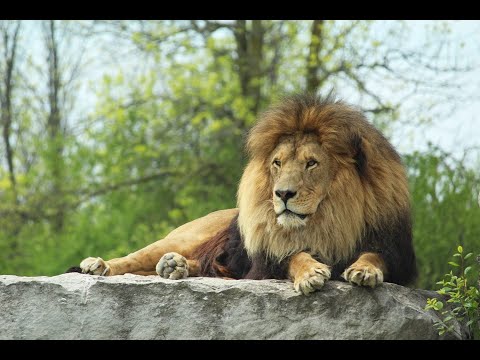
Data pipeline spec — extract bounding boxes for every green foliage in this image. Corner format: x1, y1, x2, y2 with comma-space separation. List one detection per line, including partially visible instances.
405, 145, 480, 289
425, 245, 480, 339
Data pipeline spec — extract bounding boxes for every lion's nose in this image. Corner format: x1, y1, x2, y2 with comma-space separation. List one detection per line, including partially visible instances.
275, 190, 297, 203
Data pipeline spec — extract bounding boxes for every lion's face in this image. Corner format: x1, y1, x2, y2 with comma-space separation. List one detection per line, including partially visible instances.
270, 133, 336, 229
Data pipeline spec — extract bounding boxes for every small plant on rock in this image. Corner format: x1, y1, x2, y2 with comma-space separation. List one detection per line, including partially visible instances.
425, 245, 479, 339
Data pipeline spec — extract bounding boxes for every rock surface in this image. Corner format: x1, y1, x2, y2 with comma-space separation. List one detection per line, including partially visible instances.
0, 273, 468, 339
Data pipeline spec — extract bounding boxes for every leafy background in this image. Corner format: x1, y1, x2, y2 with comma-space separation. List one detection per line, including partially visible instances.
0, 20, 479, 289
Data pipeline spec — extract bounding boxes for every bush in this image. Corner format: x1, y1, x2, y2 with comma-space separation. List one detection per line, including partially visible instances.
425, 245, 480, 339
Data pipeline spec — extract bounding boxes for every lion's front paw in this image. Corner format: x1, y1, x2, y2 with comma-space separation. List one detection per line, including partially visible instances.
294, 264, 331, 295
156, 252, 189, 280
80, 257, 110, 276
342, 262, 383, 288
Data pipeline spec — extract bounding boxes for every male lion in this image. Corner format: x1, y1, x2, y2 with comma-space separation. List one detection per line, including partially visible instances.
78, 94, 417, 295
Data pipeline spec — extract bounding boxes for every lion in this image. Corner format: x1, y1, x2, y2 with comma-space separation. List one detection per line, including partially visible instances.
77, 94, 417, 295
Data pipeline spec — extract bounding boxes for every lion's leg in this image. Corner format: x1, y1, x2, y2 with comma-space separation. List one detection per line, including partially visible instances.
341, 252, 386, 288
79, 238, 189, 276
79, 208, 237, 276
187, 259, 200, 276
288, 252, 331, 295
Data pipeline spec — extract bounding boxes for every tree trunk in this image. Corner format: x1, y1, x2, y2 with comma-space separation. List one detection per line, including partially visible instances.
306, 20, 324, 93
233, 20, 265, 119
248, 20, 264, 114
45, 20, 65, 232
0, 21, 21, 203
233, 21, 249, 97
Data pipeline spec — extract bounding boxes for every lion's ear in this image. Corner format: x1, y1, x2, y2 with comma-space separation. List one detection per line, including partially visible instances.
351, 133, 368, 177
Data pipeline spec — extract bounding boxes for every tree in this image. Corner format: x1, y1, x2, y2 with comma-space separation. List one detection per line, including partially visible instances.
0, 21, 21, 204
43, 20, 67, 231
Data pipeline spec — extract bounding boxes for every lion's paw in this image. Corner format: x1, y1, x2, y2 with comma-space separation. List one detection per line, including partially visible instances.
342, 263, 383, 288
294, 264, 331, 295
80, 257, 110, 276
156, 252, 189, 280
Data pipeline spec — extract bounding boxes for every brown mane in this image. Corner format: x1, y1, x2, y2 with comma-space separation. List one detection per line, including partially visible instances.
238, 94, 411, 266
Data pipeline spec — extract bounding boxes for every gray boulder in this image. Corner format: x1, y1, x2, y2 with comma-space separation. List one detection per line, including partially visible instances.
0, 273, 468, 339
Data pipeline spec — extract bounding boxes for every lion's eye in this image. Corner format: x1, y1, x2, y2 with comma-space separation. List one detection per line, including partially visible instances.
273, 159, 282, 167
306, 159, 318, 169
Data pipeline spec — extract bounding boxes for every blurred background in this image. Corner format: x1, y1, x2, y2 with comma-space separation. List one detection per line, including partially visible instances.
0, 20, 478, 289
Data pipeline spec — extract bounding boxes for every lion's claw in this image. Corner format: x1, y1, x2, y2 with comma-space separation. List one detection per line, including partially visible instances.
294, 264, 331, 295
342, 263, 383, 288
80, 257, 110, 276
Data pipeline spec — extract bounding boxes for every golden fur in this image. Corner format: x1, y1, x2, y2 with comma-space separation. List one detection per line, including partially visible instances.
238, 94, 410, 266
79, 208, 238, 277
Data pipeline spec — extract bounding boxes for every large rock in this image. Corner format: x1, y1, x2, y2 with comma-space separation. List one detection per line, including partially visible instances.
0, 273, 468, 340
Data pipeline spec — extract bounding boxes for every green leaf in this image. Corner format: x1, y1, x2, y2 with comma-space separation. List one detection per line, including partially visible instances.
453, 253, 461, 257
133, 144, 147, 154
433, 302, 444, 310
457, 245, 463, 254
464, 267, 472, 276
448, 262, 459, 267
464, 253, 473, 260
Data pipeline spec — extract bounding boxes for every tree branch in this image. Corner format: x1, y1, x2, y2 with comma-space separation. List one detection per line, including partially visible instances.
74, 170, 179, 203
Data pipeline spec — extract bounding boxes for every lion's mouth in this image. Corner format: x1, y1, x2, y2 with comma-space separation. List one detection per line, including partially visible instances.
280, 209, 308, 220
